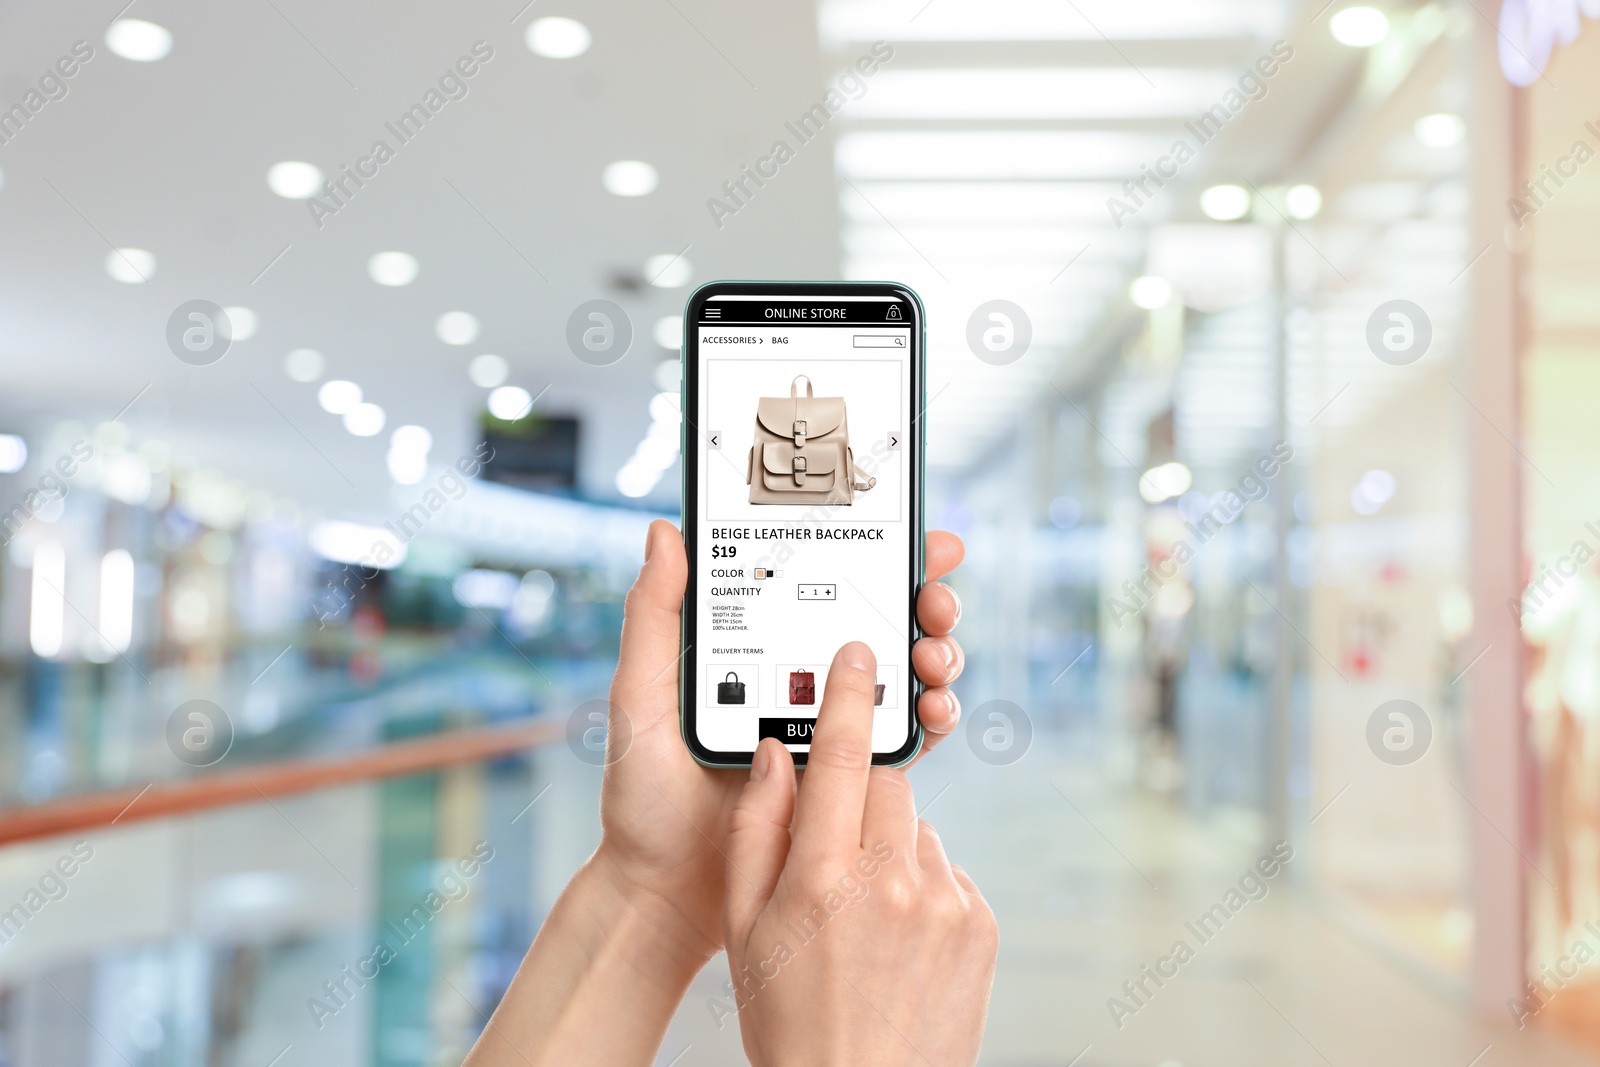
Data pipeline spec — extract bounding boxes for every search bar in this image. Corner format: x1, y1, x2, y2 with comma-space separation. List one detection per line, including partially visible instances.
853, 335, 906, 348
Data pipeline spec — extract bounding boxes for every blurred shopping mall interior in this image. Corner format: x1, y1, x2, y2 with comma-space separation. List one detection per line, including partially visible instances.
4, 0, 1600, 1063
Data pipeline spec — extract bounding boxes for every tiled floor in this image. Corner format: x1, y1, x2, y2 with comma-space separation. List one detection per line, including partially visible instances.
657, 735, 1600, 1066
6, 735, 1597, 1065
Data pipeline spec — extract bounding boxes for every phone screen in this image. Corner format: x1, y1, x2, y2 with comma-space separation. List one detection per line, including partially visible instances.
681, 282, 923, 766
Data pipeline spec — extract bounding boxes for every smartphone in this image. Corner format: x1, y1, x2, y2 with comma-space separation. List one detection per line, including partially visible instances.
680, 280, 925, 767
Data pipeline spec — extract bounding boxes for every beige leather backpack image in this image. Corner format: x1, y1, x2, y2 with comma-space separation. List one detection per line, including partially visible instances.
746, 374, 877, 505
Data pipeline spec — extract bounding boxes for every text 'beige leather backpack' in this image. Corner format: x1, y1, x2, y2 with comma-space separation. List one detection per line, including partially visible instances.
746, 375, 876, 506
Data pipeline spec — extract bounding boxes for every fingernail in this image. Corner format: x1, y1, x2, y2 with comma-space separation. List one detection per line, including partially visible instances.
643, 523, 656, 562
841, 641, 875, 673
750, 739, 771, 782
935, 637, 958, 670
950, 587, 963, 625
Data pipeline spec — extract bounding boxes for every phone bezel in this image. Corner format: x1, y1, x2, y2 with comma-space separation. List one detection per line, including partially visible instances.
678, 279, 926, 768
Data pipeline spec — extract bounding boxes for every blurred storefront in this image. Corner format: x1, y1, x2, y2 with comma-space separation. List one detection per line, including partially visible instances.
934, 0, 1491, 983
1518, 10, 1600, 1048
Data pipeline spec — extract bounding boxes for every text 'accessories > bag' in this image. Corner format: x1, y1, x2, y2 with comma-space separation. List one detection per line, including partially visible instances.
717, 671, 745, 705
747, 375, 876, 506
789, 670, 816, 705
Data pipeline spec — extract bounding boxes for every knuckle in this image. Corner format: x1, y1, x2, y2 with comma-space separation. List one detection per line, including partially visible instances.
800, 865, 844, 900
806, 737, 870, 774
977, 913, 1000, 954
620, 588, 667, 641
726, 801, 774, 837
875, 873, 918, 917
621, 580, 651, 620
967, 894, 999, 944
926, 885, 965, 926
873, 768, 914, 804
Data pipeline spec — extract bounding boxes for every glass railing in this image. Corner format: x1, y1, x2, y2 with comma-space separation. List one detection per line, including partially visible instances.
0, 636, 617, 812
0, 719, 603, 1067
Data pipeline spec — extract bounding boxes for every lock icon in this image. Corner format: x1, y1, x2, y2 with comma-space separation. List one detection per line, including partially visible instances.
886, 305, 902, 320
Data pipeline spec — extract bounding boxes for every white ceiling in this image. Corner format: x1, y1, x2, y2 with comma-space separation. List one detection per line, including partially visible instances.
0, 0, 1387, 522
0, 0, 840, 520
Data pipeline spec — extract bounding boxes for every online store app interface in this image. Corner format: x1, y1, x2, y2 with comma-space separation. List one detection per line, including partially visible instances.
692, 295, 915, 755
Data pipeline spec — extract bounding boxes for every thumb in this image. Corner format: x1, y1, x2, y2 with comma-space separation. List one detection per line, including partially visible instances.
610, 520, 686, 719
722, 738, 797, 942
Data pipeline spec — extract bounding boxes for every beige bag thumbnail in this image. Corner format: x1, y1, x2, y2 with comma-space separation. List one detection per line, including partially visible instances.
747, 375, 876, 506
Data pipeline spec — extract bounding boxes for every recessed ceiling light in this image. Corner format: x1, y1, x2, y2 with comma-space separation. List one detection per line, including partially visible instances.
317, 380, 361, 415
616, 463, 658, 498
106, 19, 173, 62
1285, 184, 1322, 219
645, 253, 692, 288
648, 392, 681, 423
343, 402, 386, 437
837, 131, 1168, 181
526, 17, 591, 58
1414, 113, 1466, 148
267, 161, 324, 199
388, 451, 427, 484
468, 354, 508, 388
387, 450, 427, 485
310, 521, 407, 569
105, 248, 156, 283
284, 348, 325, 382
0, 434, 27, 474
390, 425, 432, 455
487, 385, 533, 421
602, 160, 659, 197
367, 251, 419, 286
1138, 461, 1193, 504
1330, 7, 1388, 47
435, 311, 480, 346
224, 307, 258, 341
1199, 184, 1250, 221
857, 68, 1250, 121
653, 315, 683, 349
653, 360, 681, 392
1129, 275, 1173, 310
1357, 468, 1396, 505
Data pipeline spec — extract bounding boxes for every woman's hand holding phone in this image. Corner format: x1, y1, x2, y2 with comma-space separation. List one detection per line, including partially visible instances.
722, 642, 998, 1066
464, 521, 977, 1066
596, 519, 968, 957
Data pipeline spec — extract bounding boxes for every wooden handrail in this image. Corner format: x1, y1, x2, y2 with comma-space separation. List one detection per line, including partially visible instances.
0, 718, 563, 848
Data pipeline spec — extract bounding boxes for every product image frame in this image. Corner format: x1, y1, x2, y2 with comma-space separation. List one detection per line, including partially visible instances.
679, 279, 926, 769
789, 669, 816, 705
745, 374, 877, 506
717, 671, 746, 705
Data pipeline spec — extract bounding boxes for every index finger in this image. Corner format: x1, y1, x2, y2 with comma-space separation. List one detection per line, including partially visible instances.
926, 530, 964, 583
791, 641, 878, 860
